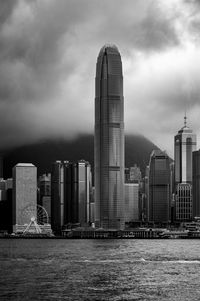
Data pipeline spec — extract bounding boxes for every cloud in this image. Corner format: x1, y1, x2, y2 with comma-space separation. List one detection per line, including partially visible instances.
0, 0, 199, 157
0, 0, 18, 25
124, 43, 200, 155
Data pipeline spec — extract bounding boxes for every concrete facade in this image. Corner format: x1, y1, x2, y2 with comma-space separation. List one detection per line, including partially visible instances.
12, 163, 37, 232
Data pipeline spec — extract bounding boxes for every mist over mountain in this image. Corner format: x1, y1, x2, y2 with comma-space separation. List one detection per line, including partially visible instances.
3, 134, 160, 179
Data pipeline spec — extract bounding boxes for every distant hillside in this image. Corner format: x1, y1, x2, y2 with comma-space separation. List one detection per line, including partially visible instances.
3, 134, 159, 178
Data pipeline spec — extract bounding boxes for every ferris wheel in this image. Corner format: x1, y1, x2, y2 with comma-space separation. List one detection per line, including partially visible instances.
20, 204, 49, 234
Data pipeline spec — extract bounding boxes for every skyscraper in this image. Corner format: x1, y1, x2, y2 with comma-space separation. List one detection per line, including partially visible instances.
129, 164, 142, 183
125, 164, 142, 183
148, 150, 170, 224
95, 44, 125, 229
192, 150, 200, 218
51, 160, 92, 232
0, 155, 3, 178
51, 161, 65, 233
174, 116, 196, 185
38, 173, 51, 222
65, 160, 91, 226
174, 117, 196, 221
76, 160, 91, 226
12, 163, 37, 233
124, 183, 139, 222
0, 178, 13, 233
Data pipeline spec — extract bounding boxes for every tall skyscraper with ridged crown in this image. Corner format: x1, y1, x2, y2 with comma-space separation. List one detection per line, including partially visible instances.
95, 44, 125, 229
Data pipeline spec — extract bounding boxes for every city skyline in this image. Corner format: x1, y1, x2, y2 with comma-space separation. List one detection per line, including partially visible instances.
0, 1, 199, 157
1, 2, 200, 300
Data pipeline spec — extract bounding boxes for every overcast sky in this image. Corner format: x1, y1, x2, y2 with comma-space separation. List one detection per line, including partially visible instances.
0, 0, 200, 157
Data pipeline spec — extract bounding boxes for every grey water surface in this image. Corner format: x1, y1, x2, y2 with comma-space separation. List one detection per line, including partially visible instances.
0, 239, 200, 300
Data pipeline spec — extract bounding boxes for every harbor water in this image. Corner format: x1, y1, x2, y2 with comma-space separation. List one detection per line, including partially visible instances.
0, 239, 200, 300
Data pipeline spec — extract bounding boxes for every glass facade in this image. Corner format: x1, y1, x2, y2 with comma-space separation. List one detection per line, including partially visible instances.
64, 160, 91, 226
95, 45, 125, 229
148, 150, 170, 224
176, 183, 192, 221
51, 161, 65, 233
64, 162, 78, 225
192, 150, 200, 218
174, 121, 196, 221
77, 161, 91, 226
174, 124, 196, 185
52, 160, 91, 230
124, 183, 139, 222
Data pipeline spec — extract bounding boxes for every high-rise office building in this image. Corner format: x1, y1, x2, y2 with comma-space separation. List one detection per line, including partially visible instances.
0, 155, 3, 178
38, 173, 51, 222
0, 179, 6, 201
51, 161, 65, 233
39, 173, 51, 198
6, 178, 13, 190
12, 163, 37, 233
142, 166, 150, 222
174, 117, 196, 221
129, 164, 142, 183
95, 44, 125, 229
176, 183, 192, 221
125, 165, 142, 183
51, 160, 92, 232
148, 150, 170, 224
124, 183, 139, 222
192, 150, 200, 218
0, 178, 13, 233
76, 160, 91, 226
170, 162, 176, 223
65, 160, 91, 226
125, 168, 130, 183
64, 162, 78, 225
174, 116, 196, 185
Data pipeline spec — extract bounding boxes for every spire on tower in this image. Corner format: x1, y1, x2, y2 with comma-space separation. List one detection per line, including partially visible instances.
184, 110, 187, 127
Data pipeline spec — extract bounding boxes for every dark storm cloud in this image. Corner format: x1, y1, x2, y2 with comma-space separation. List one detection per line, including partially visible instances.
180, 0, 200, 42
89, 0, 179, 54
184, 0, 200, 6
0, 0, 18, 25
137, 7, 179, 50
0, 0, 199, 152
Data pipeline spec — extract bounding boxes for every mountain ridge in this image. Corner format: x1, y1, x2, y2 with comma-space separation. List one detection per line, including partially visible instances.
3, 134, 160, 178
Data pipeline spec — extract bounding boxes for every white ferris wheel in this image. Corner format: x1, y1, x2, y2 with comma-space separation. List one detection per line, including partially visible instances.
20, 204, 49, 234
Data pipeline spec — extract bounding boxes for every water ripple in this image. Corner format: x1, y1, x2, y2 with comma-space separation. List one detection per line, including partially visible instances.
0, 239, 200, 300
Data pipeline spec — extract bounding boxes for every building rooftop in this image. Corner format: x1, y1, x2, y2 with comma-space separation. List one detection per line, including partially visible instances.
15, 163, 35, 167
98, 44, 119, 56
178, 115, 193, 134
178, 125, 193, 134
150, 149, 168, 157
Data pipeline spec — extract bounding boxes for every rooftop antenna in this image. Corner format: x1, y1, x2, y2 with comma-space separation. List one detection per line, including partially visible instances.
184, 108, 187, 127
